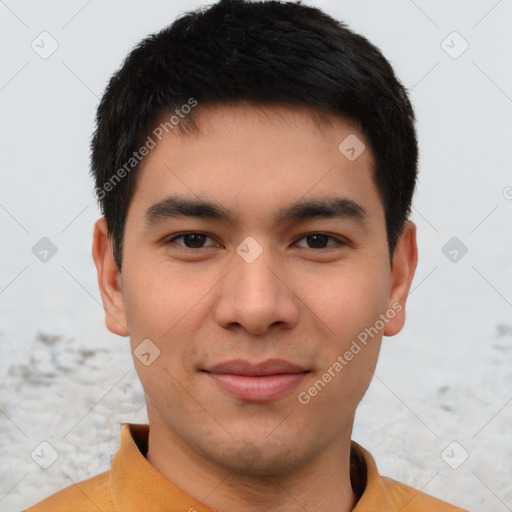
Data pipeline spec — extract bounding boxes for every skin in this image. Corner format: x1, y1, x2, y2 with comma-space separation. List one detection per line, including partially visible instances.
92, 103, 418, 512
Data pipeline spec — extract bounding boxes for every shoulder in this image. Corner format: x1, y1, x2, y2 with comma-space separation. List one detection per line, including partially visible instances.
23, 470, 113, 512
381, 475, 469, 511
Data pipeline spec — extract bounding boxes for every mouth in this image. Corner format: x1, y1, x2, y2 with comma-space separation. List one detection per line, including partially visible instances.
201, 359, 310, 402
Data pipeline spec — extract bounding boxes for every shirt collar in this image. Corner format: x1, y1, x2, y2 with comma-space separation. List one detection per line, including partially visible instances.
111, 423, 396, 511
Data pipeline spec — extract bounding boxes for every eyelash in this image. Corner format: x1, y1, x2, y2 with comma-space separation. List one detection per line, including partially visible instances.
164, 231, 347, 250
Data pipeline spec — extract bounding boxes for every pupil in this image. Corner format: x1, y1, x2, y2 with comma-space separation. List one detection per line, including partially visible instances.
185, 234, 205, 248
181, 234, 328, 249
308, 234, 327, 248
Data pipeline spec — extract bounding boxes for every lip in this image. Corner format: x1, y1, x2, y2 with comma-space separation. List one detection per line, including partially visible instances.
205, 358, 308, 376
202, 359, 310, 402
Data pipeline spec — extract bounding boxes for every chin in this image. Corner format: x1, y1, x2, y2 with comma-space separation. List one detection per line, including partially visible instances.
205, 441, 307, 476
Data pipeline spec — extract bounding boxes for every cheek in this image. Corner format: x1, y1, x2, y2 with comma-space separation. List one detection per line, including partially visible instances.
122, 263, 214, 393
123, 262, 206, 340
305, 340, 381, 421
300, 261, 390, 347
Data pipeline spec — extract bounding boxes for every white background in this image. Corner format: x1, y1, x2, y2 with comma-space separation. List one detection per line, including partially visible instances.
1, 1, 511, 511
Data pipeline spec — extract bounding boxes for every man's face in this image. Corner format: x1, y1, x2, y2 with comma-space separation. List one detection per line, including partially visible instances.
94, 104, 416, 475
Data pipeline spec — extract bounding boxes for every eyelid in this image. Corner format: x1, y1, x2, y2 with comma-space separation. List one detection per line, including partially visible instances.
165, 231, 219, 248
293, 232, 347, 248
164, 231, 348, 249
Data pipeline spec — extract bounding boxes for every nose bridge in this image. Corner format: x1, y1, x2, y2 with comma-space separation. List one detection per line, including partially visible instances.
236, 245, 277, 298
214, 237, 299, 333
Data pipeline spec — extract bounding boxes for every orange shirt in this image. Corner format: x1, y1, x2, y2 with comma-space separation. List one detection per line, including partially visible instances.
25, 423, 468, 512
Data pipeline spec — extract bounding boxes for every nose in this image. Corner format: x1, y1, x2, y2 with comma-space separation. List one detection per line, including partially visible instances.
214, 240, 300, 335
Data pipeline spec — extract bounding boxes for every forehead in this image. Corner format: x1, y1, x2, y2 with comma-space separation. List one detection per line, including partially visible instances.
128, 103, 383, 228
174, 102, 368, 148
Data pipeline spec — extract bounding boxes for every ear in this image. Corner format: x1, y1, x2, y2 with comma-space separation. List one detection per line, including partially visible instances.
91, 217, 129, 337
383, 220, 418, 337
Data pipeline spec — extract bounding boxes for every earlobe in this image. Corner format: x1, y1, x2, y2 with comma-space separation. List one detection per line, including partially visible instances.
91, 217, 130, 337
383, 221, 418, 337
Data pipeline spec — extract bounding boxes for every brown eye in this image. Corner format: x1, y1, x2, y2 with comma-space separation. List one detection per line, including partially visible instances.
166, 232, 217, 249
295, 233, 343, 249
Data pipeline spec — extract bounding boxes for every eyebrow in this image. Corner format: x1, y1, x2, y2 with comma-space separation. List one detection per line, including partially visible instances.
144, 195, 367, 227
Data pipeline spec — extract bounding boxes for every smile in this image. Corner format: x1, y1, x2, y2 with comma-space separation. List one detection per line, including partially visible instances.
201, 358, 310, 402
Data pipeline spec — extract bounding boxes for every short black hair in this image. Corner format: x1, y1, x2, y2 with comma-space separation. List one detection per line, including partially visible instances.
91, 0, 418, 271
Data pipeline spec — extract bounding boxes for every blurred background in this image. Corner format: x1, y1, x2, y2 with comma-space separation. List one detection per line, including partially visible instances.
1, 1, 511, 511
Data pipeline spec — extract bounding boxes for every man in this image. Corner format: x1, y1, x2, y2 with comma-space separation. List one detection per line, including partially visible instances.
25, 0, 468, 510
